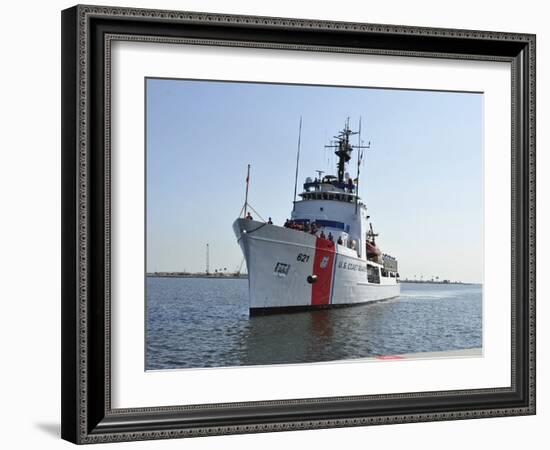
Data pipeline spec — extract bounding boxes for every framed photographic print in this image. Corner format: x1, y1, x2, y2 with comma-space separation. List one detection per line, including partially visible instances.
61, 4, 536, 444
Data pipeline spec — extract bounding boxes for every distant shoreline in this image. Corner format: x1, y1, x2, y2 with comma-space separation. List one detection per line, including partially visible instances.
147, 273, 247, 279
400, 280, 479, 285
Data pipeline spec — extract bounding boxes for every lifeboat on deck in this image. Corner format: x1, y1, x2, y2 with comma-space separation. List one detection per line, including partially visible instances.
366, 240, 381, 257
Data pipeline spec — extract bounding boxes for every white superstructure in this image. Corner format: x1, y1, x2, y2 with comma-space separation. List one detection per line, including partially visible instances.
233, 121, 400, 314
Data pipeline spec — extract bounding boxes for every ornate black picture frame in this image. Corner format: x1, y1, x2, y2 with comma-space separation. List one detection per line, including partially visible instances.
61, 4, 536, 444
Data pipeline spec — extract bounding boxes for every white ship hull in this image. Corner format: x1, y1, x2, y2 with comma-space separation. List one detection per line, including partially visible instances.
233, 218, 400, 314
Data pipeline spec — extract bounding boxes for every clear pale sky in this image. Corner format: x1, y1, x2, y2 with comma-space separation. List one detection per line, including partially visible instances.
146, 78, 483, 283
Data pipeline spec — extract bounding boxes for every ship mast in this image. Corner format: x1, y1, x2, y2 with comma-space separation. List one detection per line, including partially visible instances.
325, 118, 370, 184
355, 117, 371, 213
292, 117, 303, 211
243, 164, 250, 217
368, 223, 378, 244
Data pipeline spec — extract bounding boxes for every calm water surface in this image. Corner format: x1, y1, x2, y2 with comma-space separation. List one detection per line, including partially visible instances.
146, 278, 481, 370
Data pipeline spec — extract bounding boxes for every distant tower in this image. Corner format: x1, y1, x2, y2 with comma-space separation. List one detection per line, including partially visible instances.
206, 243, 210, 275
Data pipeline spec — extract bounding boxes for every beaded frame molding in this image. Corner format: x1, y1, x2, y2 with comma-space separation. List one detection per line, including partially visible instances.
61, 4, 536, 444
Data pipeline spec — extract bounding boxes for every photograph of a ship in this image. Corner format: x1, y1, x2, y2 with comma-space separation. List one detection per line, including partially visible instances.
146, 78, 483, 370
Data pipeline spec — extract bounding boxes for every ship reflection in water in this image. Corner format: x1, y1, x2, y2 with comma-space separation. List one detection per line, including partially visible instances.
146, 277, 481, 370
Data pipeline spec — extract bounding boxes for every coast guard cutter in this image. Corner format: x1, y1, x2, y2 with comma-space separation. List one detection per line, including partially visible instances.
233, 120, 400, 314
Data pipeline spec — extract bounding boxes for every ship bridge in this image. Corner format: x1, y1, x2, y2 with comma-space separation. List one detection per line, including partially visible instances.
300, 174, 360, 205
291, 177, 368, 256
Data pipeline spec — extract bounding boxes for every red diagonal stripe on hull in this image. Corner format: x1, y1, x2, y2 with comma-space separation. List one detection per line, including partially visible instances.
311, 238, 336, 305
